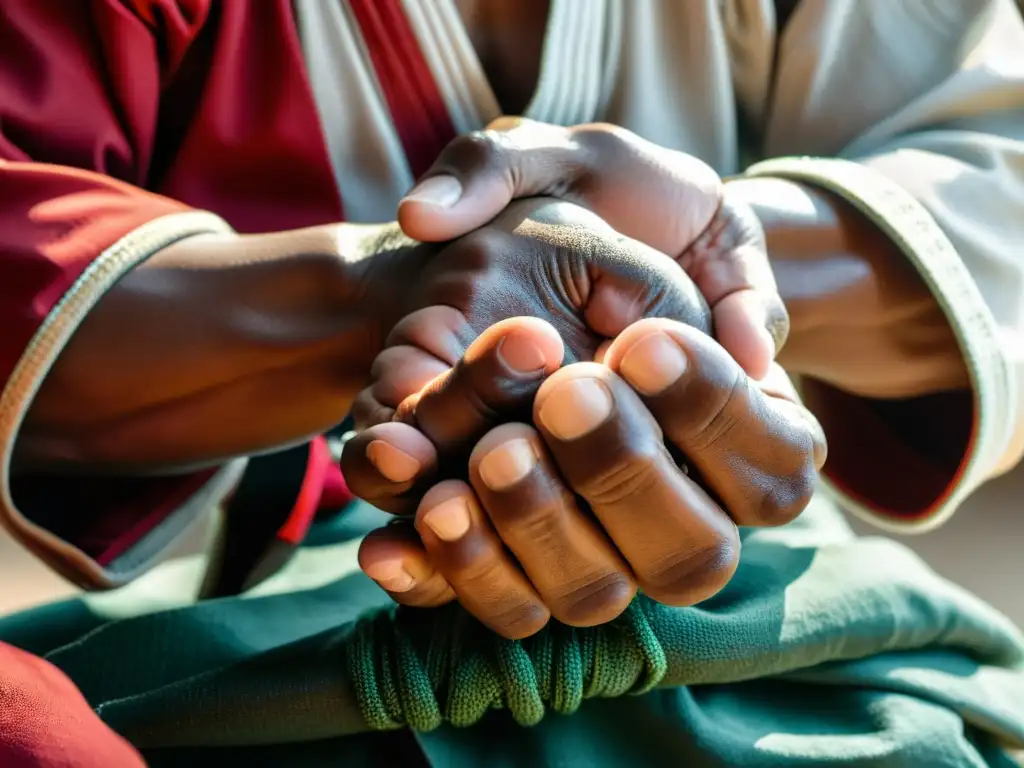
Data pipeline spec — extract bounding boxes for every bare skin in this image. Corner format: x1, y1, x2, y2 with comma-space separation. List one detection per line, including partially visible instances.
20, 196, 708, 474
346, 316, 825, 638
400, 120, 966, 397
438, 2, 964, 397
20, 0, 960, 478
366, 0, 958, 643
349, 121, 965, 639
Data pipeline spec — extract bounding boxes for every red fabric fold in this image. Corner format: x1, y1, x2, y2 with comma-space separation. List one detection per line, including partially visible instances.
0, 642, 146, 768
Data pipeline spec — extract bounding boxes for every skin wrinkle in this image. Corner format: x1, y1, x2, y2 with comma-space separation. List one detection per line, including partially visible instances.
350, 316, 829, 628
349, 127, 917, 633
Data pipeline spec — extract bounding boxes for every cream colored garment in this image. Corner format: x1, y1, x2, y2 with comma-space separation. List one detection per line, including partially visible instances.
295, 0, 1024, 531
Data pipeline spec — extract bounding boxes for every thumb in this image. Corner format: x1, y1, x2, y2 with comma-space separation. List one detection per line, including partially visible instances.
398, 121, 578, 242
681, 191, 789, 380
398, 173, 509, 243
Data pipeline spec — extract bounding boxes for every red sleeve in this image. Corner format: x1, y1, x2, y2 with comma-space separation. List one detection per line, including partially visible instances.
0, 0, 216, 383
0, 641, 145, 768
0, 1, 242, 589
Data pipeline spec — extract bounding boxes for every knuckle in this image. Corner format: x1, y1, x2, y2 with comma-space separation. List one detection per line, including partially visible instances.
774, 398, 827, 471
449, 226, 508, 268
561, 125, 625, 191
746, 416, 822, 525
684, 195, 761, 270
385, 306, 466, 354
445, 541, 508, 585
441, 130, 504, 172
640, 533, 740, 606
415, 375, 499, 451
571, 123, 630, 156
554, 570, 636, 627
501, 496, 569, 546
462, 347, 549, 415
688, 371, 749, 453
753, 463, 817, 527
459, 366, 507, 421
421, 235, 509, 311
489, 599, 550, 640
575, 442, 667, 506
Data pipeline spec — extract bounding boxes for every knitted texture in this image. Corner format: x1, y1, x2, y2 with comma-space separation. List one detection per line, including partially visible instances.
7, 499, 1024, 763
346, 599, 668, 730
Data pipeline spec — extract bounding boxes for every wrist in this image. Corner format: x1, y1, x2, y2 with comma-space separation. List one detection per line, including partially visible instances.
330, 221, 427, 352
724, 176, 967, 397
723, 177, 851, 345
146, 225, 389, 377
723, 176, 885, 379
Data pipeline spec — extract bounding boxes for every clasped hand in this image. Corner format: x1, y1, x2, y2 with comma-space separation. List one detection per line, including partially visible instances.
342, 121, 826, 639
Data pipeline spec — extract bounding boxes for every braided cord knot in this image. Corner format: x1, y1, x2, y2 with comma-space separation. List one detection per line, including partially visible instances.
345, 598, 667, 731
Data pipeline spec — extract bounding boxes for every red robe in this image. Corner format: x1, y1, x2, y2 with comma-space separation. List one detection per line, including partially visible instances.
0, 0, 458, 586
0, 1, 452, 763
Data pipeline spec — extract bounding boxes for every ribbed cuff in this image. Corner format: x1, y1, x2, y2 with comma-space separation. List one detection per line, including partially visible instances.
745, 156, 1015, 532
0, 211, 246, 589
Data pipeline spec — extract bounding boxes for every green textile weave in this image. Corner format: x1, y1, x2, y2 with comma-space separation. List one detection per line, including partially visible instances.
345, 598, 668, 731
3, 496, 1024, 767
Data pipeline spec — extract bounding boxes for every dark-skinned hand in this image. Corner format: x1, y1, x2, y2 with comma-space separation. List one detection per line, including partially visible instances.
352, 196, 709, 432
343, 317, 826, 639
399, 118, 786, 380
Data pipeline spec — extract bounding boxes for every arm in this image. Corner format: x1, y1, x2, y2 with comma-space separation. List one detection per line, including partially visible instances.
0, 0, 404, 588
736, 0, 1024, 531
19, 223, 400, 474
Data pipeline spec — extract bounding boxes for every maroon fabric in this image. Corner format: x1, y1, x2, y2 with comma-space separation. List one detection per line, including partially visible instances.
803, 382, 974, 519
0, 2, 427, 756
13, 470, 217, 566
0, 0, 348, 571
348, 0, 458, 178
0, 642, 146, 767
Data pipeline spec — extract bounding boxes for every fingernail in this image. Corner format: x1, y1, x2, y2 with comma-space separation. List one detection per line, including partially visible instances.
422, 497, 472, 542
619, 332, 688, 395
366, 440, 420, 483
498, 332, 547, 374
402, 175, 463, 209
538, 378, 612, 440
364, 559, 416, 592
479, 438, 537, 491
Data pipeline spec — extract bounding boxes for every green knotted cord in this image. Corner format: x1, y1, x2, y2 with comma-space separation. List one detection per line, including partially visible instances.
345, 597, 668, 731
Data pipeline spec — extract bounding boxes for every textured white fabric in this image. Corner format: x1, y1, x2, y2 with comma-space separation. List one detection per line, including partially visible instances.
293, 0, 415, 222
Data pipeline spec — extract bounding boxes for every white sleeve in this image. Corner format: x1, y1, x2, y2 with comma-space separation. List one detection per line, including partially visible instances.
745, 0, 1024, 532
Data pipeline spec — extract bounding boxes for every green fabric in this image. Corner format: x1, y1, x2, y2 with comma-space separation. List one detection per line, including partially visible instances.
4, 495, 1024, 767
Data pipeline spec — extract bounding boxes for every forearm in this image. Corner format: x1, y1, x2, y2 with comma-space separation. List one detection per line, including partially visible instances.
19, 222, 416, 474
725, 177, 969, 398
